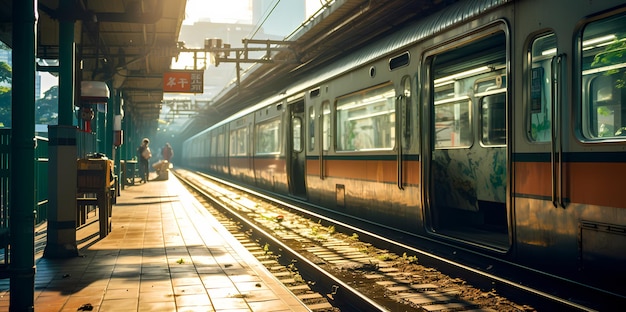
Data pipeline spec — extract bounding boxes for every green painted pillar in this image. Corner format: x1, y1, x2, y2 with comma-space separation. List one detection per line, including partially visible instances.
10, 0, 36, 310
43, 0, 79, 259
124, 111, 134, 160
97, 108, 106, 153
106, 86, 114, 158
56, 2, 75, 127
113, 90, 121, 190
120, 107, 132, 189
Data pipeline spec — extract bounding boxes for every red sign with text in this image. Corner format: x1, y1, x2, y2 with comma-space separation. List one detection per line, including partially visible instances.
163, 71, 203, 93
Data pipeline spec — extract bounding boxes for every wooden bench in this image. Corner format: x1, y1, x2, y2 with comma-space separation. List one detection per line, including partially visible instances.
77, 158, 116, 238
77, 175, 117, 227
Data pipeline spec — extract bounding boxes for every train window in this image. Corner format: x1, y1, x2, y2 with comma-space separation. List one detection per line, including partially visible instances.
205, 135, 210, 158
322, 102, 331, 151
210, 135, 217, 158
401, 76, 412, 150
481, 93, 506, 146
431, 31, 506, 149
434, 98, 472, 148
529, 33, 555, 142
256, 119, 281, 155
229, 130, 237, 156
335, 83, 395, 151
389, 52, 410, 70
229, 127, 248, 156
216, 133, 225, 157
581, 13, 626, 140
293, 117, 302, 152
308, 106, 315, 151
239, 128, 248, 155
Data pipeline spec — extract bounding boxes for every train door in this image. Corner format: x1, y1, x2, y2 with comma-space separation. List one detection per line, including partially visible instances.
422, 27, 510, 250
288, 100, 307, 197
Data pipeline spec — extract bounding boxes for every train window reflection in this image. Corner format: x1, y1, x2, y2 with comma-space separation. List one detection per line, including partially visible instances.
581, 12, 626, 140
293, 117, 302, 152
434, 98, 472, 148
229, 130, 237, 156
335, 83, 396, 151
529, 33, 555, 142
431, 32, 506, 149
322, 102, 331, 151
216, 133, 225, 157
256, 119, 281, 154
210, 135, 217, 158
481, 93, 506, 146
228, 127, 247, 156
308, 106, 315, 151
401, 76, 412, 150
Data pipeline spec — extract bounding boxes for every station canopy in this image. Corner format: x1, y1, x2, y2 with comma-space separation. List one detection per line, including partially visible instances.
0, 0, 187, 131
0, 0, 455, 137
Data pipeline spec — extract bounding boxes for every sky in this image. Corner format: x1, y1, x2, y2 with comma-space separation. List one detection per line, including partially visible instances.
184, 0, 251, 24
40, 73, 57, 97
184, 0, 324, 24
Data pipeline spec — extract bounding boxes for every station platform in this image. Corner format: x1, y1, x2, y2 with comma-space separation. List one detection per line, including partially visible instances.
0, 172, 309, 312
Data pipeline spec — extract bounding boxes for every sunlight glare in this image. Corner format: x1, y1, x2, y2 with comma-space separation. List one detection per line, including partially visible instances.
184, 0, 252, 24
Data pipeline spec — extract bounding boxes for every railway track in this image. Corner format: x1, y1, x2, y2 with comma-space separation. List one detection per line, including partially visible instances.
173, 169, 612, 311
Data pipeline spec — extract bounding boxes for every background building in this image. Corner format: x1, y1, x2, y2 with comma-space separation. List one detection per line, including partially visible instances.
252, 0, 306, 37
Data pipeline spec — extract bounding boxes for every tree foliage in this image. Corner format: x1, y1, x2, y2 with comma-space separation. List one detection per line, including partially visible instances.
36, 85, 59, 124
0, 61, 11, 127
591, 36, 626, 89
0, 60, 59, 127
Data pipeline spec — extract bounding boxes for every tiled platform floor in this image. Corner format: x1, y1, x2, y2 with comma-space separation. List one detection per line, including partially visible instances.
0, 173, 309, 312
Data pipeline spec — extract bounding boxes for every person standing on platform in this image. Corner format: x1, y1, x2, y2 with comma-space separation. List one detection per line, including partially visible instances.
162, 142, 173, 162
137, 138, 152, 183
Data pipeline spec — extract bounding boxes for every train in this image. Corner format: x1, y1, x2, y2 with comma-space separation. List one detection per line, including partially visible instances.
183, 0, 626, 296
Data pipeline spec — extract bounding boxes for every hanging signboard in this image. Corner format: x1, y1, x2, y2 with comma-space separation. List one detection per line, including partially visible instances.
163, 71, 204, 93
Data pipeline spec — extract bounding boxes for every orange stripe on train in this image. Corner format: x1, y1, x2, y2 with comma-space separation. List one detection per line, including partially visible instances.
306, 159, 420, 185
514, 161, 625, 208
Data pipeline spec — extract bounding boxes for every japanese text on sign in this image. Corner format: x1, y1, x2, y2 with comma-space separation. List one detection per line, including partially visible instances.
163, 71, 204, 93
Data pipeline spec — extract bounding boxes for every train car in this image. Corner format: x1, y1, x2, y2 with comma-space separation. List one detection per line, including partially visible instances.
183, 0, 626, 296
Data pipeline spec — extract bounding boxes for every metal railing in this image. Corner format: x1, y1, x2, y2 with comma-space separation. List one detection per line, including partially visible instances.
0, 129, 9, 228
34, 135, 48, 225
0, 128, 96, 227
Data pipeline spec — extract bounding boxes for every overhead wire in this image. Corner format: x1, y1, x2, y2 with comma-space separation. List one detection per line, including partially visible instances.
222, 0, 282, 88
249, 0, 282, 39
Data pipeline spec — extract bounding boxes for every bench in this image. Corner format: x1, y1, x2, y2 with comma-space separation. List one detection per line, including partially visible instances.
77, 158, 116, 238
76, 175, 117, 227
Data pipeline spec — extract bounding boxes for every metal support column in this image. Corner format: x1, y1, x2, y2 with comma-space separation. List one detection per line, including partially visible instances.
10, 0, 36, 310
125, 111, 135, 160
97, 109, 106, 153
43, 0, 79, 259
106, 86, 114, 157
113, 90, 121, 191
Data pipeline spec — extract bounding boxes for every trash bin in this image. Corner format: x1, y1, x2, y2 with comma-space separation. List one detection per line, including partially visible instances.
152, 160, 171, 180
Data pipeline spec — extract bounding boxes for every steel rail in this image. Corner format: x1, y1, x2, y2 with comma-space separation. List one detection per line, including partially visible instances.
188, 170, 619, 311
174, 171, 390, 312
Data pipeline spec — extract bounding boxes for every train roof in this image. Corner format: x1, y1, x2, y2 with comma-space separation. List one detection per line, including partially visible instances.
185, 0, 510, 142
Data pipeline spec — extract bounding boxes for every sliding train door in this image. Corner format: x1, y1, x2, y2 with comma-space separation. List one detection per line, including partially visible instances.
288, 99, 307, 197
423, 27, 510, 250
